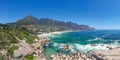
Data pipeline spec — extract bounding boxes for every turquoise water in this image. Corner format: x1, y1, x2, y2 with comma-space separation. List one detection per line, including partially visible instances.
44, 30, 120, 59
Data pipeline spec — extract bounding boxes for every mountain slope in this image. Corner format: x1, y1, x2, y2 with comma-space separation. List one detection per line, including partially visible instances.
16, 15, 39, 25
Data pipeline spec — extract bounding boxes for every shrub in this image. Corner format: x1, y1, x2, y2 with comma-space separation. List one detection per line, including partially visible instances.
25, 54, 34, 60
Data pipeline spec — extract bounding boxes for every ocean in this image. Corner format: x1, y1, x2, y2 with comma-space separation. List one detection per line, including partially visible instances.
44, 30, 120, 59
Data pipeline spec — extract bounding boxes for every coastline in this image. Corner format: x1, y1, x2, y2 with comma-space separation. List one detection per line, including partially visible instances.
37, 30, 120, 60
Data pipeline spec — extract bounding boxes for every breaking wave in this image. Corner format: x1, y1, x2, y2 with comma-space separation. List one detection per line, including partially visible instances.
50, 42, 120, 53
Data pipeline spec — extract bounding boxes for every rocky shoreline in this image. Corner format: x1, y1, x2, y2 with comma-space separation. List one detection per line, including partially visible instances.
50, 44, 120, 60
12, 31, 120, 60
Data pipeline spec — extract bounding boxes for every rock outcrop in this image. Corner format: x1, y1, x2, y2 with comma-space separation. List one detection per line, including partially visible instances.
13, 38, 50, 60
90, 47, 120, 60
14, 40, 34, 58
50, 53, 93, 60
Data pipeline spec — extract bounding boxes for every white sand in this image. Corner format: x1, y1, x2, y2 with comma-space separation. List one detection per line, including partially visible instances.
37, 31, 73, 38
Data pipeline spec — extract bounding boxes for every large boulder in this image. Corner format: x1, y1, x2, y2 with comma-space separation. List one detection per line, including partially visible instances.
13, 41, 34, 58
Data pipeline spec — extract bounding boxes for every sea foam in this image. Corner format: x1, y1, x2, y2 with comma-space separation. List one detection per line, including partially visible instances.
51, 42, 120, 53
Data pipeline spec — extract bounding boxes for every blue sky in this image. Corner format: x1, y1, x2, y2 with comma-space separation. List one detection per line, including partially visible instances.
0, 0, 120, 29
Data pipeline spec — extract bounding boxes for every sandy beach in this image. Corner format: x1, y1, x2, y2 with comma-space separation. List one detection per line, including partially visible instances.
37, 31, 74, 38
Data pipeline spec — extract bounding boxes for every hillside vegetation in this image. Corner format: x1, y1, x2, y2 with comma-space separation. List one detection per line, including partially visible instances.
0, 24, 36, 59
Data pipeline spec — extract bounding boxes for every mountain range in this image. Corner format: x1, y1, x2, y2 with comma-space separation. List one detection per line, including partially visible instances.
10, 15, 95, 30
